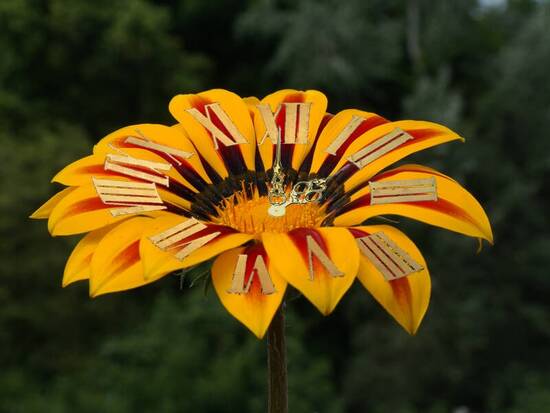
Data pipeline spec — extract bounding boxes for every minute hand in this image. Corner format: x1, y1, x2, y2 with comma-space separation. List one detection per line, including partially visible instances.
268, 129, 286, 206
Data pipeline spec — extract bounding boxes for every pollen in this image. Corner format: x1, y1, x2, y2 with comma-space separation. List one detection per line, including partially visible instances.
213, 188, 325, 234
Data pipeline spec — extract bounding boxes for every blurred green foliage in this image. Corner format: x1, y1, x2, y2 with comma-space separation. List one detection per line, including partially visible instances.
1, 0, 549, 412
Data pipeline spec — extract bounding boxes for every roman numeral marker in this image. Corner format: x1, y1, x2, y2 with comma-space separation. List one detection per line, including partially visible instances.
149, 218, 220, 261
92, 178, 166, 217
257, 102, 311, 145
104, 154, 172, 187
356, 232, 423, 281
227, 254, 276, 295
348, 128, 413, 169
186, 102, 248, 149
306, 235, 344, 280
370, 177, 437, 205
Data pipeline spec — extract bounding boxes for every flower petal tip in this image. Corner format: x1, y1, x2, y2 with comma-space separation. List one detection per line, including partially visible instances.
318, 304, 335, 317
62, 276, 84, 288
89, 286, 105, 298
29, 211, 42, 220
399, 316, 421, 335
253, 328, 268, 340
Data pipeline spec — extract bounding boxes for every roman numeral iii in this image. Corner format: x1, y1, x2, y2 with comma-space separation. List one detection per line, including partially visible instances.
369, 177, 437, 205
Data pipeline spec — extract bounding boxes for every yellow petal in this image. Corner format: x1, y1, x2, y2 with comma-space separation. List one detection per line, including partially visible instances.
62, 223, 118, 287
140, 213, 253, 282
310, 109, 389, 174
48, 183, 123, 235
30, 187, 75, 219
253, 89, 328, 171
52, 154, 109, 186
90, 216, 155, 297
93, 123, 211, 186
350, 225, 431, 334
169, 89, 256, 176
243, 96, 261, 106
211, 244, 287, 338
333, 164, 493, 243
48, 181, 170, 236
330, 120, 463, 191
262, 227, 359, 315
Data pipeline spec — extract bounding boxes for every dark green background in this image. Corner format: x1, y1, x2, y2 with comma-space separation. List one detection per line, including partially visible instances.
1, 0, 549, 412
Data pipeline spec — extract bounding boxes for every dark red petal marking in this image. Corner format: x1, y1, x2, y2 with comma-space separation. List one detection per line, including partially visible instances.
78, 165, 113, 175
389, 277, 413, 318
189, 95, 210, 113
281, 93, 305, 104
109, 240, 141, 278
61, 198, 109, 220
348, 228, 371, 238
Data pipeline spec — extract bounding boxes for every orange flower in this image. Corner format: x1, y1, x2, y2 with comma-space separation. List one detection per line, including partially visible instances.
31, 89, 492, 338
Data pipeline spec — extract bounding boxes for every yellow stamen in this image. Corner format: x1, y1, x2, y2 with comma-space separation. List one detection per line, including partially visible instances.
213, 189, 325, 234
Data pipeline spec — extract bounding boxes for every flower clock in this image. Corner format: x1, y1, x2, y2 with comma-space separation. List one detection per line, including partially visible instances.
32, 89, 492, 339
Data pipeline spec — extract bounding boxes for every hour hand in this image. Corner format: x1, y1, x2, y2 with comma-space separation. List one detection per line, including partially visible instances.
268, 178, 328, 217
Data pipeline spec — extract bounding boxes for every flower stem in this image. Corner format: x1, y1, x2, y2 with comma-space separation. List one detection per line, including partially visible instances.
267, 303, 288, 413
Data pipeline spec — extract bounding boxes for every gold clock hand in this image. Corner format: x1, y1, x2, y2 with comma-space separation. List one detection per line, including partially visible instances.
268, 129, 329, 217
268, 128, 287, 211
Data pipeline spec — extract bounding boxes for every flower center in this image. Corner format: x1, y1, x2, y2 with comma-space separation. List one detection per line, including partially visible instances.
213, 189, 325, 234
